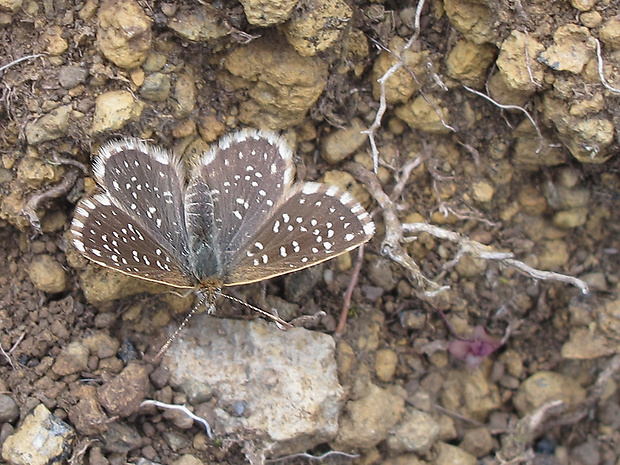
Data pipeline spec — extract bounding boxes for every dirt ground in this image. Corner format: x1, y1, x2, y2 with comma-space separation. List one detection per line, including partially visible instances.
0, 0, 619, 464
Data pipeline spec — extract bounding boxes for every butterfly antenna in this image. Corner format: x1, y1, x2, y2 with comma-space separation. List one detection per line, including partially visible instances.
218, 292, 293, 329
155, 294, 210, 360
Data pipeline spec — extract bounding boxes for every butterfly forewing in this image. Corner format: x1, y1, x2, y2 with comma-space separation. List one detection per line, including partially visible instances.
71, 194, 195, 288
223, 182, 375, 286
191, 129, 295, 279
94, 139, 189, 258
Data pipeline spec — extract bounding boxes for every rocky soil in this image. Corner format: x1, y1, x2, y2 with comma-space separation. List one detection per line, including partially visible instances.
0, 0, 619, 465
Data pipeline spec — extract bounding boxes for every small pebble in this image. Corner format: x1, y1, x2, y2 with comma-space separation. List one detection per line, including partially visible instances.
0, 394, 19, 423
28, 254, 69, 294
52, 341, 89, 376
140, 72, 171, 101
58, 66, 88, 89
321, 118, 368, 164
97, 362, 150, 417
375, 348, 398, 382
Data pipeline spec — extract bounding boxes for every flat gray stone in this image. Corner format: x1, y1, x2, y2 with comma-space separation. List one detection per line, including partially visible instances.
163, 317, 343, 459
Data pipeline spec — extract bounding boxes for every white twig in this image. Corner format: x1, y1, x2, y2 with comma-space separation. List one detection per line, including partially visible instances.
402, 222, 589, 294
0, 343, 14, 369
362, 61, 401, 173
0, 53, 45, 74
0, 331, 26, 369
502, 258, 589, 294
362, 0, 427, 172
433, 201, 498, 228
22, 170, 80, 233
497, 400, 565, 464
346, 162, 448, 297
594, 38, 620, 94
463, 85, 544, 153
416, 90, 456, 132
391, 154, 425, 200
267, 450, 360, 463
140, 400, 213, 438
69, 439, 100, 465
412, 0, 425, 35
523, 33, 542, 89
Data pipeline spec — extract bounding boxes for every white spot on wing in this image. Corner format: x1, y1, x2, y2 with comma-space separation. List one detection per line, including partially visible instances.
73, 239, 85, 252
302, 183, 321, 195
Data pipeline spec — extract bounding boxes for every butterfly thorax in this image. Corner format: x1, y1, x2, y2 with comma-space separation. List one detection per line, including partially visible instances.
197, 278, 223, 304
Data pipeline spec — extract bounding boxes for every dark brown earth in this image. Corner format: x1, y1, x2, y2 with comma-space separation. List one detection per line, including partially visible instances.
0, 0, 619, 464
